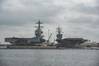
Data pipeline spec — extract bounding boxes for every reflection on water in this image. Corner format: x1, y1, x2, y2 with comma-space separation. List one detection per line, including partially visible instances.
0, 49, 99, 66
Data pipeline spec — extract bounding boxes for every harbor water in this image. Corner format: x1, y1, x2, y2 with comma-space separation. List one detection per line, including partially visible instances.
0, 49, 99, 66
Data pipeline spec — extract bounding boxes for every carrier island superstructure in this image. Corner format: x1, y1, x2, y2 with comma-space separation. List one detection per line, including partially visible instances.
4, 20, 87, 49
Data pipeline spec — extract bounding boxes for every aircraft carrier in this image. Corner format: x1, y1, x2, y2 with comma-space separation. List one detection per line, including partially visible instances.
2, 20, 87, 49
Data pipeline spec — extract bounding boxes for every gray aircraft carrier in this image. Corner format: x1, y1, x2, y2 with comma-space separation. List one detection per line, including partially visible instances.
1, 20, 87, 49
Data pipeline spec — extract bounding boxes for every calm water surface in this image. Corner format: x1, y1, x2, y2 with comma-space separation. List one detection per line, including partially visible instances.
0, 49, 99, 66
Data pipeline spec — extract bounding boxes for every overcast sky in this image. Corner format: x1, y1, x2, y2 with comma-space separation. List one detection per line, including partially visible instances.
0, 0, 99, 43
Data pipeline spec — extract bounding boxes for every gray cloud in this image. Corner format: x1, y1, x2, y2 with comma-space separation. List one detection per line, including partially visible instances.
0, 0, 66, 26
75, 4, 99, 15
